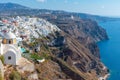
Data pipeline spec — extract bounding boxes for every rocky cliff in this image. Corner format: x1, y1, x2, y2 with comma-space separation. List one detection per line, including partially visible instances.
44, 14, 109, 79
47, 30, 108, 80
41, 14, 108, 58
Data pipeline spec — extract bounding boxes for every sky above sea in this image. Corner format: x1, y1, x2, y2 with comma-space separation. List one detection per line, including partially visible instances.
0, 0, 120, 17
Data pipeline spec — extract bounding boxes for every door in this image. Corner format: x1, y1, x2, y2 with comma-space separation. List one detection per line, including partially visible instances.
4, 50, 16, 65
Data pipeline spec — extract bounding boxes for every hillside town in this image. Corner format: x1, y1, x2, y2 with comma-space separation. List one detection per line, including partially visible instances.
0, 16, 60, 40
0, 16, 61, 80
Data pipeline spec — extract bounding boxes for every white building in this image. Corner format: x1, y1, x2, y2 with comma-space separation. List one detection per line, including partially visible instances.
0, 60, 4, 79
0, 31, 21, 65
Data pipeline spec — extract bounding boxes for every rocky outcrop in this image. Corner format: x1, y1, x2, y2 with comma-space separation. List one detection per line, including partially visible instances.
48, 31, 108, 80
35, 60, 71, 80
51, 56, 86, 80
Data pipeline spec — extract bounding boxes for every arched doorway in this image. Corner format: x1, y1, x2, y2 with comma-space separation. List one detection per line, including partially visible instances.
4, 50, 16, 65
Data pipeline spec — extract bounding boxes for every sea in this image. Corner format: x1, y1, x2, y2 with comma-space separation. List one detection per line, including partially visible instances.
98, 21, 120, 80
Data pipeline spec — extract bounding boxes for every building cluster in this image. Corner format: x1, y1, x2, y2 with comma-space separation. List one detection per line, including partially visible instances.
0, 16, 60, 42
0, 16, 60, 65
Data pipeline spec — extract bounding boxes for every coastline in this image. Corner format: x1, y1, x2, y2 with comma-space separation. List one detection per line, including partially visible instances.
98, 64, 110, 80
97, 38, 110, 80
99, 73, 110, 80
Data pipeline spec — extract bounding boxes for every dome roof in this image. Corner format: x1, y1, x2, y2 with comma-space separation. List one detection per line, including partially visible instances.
2, 32, 16, 39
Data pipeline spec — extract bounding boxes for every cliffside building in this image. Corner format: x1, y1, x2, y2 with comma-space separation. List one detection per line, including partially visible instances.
0, 31, 21, 65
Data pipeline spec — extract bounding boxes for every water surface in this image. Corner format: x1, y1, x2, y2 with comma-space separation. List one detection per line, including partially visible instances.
98, 21, 120, 80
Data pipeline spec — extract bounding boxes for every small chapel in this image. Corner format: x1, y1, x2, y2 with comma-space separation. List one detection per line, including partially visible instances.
0, 31, 21, 65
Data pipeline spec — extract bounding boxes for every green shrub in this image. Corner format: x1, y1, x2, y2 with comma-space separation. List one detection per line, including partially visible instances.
29, 42, 38, 47
25, 50, 29, 53
31, 54, 43, 60
9, 71, 21, 80
44, 44, 49, 50
42, 52, 50, 59
0, 55, 4, 64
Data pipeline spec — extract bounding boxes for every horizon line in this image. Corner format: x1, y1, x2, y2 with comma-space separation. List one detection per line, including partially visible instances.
0, 2, 120, 18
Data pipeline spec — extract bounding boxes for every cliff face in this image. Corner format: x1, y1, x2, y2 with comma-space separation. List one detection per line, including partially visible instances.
44, 15, 108, 58
45, 14, 108, 79
49, 31, 108, 80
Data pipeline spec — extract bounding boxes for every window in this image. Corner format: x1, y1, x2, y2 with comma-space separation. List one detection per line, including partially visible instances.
8, 56, 11, 60
13, 39, 16, 44
9, 39, 13, 44
2, 39, 7, 44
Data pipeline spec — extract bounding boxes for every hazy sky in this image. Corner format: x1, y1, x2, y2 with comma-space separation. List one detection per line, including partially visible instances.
0, 0, 120, 16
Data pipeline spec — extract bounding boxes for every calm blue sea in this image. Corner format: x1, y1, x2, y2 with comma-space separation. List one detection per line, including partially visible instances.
98, 21, 120, 80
